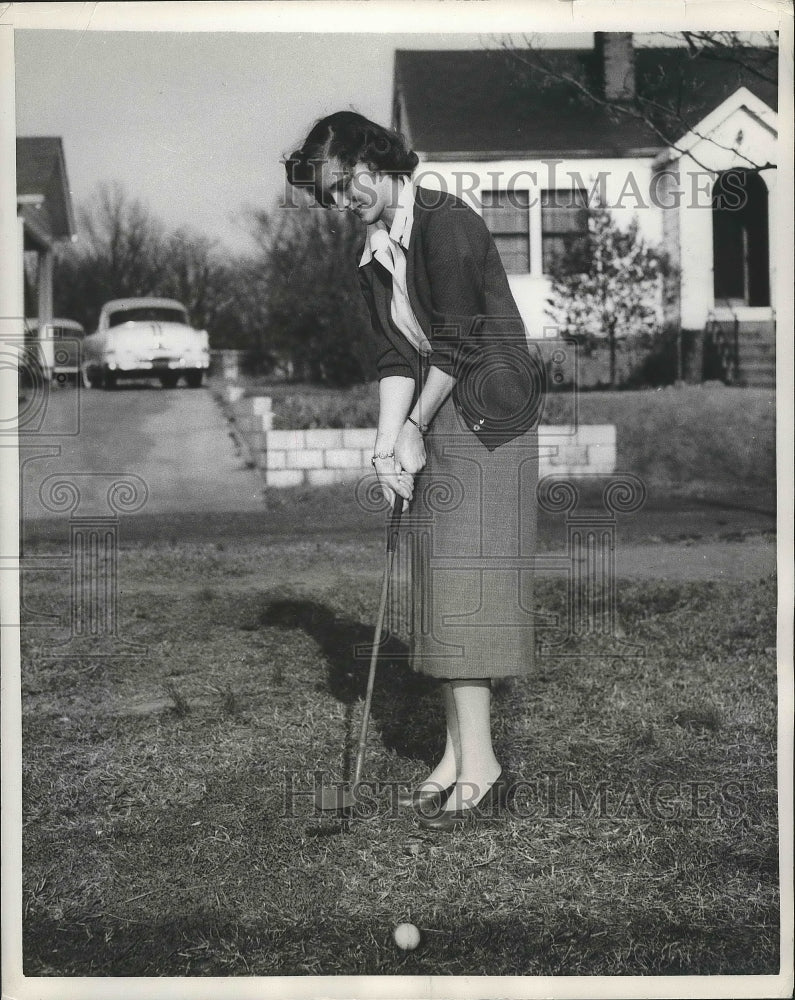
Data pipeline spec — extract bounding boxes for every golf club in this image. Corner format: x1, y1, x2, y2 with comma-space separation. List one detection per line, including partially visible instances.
315, 497, 404, 814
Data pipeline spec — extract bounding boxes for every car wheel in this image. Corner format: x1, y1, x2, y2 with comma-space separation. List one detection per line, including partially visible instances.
82, 365, 102, 389
159, 373, 179, 389
185, 370, 204, 388
102, 368, 118, 390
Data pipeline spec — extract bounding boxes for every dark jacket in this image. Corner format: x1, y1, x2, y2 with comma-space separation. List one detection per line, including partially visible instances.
356, 187, 526, 386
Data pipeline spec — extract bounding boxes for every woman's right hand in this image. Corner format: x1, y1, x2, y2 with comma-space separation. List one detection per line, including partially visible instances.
373, 455, 413, 511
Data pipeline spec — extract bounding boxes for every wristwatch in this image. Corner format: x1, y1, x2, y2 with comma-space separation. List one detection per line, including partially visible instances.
407, 415, 429, 436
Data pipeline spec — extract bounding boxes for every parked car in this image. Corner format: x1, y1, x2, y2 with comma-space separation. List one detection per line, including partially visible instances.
23, 317, 86, 385
81, 297, 210, 389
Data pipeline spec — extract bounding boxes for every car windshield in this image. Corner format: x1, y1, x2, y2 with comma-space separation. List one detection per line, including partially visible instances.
107, 307, 188, 327
24, 321, 85, 339
53, 325, 85, 339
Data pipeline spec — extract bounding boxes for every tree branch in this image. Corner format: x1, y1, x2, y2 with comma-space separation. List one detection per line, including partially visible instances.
679, 31, 779, 85
494, 33, 777, 174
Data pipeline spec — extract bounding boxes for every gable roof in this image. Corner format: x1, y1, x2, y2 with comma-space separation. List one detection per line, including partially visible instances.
654, 85, 778, 167
16, 137, 76, 247
394, 44, 778, 158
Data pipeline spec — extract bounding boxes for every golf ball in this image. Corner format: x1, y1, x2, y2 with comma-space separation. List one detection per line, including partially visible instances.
393, 922, 421, 951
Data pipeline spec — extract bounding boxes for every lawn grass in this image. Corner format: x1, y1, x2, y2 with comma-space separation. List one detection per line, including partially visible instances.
21, 539, 778, 976
550, 386, 776, 503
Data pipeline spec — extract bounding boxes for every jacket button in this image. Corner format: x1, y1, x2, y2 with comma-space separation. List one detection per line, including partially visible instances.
473, 424, 480, 432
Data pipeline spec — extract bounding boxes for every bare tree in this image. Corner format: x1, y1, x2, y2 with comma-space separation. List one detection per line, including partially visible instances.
676, 31, 777, 85
248, 200, 375, 385
55, 182, 167, 330
81, 182, 168, 296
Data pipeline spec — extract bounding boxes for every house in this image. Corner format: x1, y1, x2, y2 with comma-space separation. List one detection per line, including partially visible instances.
15, 137, 77, 376
393, 34, 778, 386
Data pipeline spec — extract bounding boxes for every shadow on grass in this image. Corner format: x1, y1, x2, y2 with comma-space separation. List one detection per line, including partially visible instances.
258, 596, 440, 769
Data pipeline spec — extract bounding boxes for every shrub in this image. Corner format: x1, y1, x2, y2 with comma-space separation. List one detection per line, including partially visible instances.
272, 383, 380, 429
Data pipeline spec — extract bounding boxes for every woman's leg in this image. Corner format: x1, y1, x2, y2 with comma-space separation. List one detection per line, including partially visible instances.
442, 679, 501, 812
416, 680, 460, 792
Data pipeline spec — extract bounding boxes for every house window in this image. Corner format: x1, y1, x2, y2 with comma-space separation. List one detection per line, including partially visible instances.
481, 190, 531, 274
541, 188, 589, 273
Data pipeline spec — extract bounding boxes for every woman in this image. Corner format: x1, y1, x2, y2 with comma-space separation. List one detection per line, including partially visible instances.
286, 111, 542, 832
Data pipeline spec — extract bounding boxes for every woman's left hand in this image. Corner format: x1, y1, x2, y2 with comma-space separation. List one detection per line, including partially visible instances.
394, 420, 427, 475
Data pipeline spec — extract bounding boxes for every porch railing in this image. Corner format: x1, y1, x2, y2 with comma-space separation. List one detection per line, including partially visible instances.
704, 311, 740, 384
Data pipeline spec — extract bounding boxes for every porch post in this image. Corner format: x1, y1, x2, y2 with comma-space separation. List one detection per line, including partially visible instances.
36, 247, 54, 376
760, 171, 777, 313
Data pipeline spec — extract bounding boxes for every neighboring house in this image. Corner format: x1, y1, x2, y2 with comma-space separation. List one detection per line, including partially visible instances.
15, 137, 77, 376
393, 34, 778, 385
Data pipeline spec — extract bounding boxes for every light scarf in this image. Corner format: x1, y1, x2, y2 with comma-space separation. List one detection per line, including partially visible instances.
359, 178, 432, 358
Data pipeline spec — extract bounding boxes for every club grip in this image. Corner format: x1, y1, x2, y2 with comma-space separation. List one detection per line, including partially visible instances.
387, 500, 403, 553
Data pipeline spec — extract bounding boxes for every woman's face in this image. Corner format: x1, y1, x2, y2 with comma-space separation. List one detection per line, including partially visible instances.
319, 157, 397, 225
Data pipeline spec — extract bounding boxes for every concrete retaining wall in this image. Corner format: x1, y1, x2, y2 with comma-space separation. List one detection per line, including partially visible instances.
224, 390, 616, 487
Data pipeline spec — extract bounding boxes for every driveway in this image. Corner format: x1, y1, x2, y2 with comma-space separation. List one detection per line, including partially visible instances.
19, 381, 264, 524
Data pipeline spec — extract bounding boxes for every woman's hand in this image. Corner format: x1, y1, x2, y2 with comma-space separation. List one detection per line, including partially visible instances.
373, 455, 414, 511
394, 420, 427, 476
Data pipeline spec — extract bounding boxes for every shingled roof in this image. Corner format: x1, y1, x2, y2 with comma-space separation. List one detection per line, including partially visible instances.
394, 43, 778, 158
16, 137, 76, 248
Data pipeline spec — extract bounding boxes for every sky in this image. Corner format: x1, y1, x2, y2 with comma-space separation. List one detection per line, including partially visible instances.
13, 27, 595, 254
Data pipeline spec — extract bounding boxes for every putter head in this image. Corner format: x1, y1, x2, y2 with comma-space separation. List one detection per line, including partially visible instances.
314, 782, 356, 813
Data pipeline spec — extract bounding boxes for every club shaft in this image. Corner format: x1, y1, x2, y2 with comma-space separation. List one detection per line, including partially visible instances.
353, 502, 402, 785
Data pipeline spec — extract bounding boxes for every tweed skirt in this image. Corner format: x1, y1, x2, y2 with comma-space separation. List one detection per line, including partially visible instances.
392, 391, 539, 680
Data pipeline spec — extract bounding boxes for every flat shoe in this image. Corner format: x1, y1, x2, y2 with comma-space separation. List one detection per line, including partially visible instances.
396, 782, 454, 809
416, 771, 508, 831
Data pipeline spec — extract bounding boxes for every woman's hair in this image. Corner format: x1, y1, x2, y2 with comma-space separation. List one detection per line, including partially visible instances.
285, 111, 418, 205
